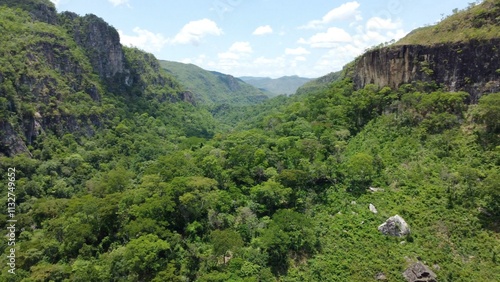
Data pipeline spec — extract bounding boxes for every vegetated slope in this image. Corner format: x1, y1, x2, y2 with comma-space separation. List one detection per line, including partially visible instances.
353, 0, 500, 101
295, 70, 343, 95
160, 60, 269, 105
397, 0, 500, 45
239, 75, 312, 96
0, 1, 499, 282
0, 0, 215, 158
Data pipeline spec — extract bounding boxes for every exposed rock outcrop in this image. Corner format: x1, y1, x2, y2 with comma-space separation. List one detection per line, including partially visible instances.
0, 121, 30, 157
0, 0, 58, 24
375, 272, 388, 281
0, 1, 186, 157
403, 262, 437, 282
353, 39, 500, 103
378, 215, 410, 237
369, 187, 385, 192
369, 204, 378, 214
60, 12, 125, 79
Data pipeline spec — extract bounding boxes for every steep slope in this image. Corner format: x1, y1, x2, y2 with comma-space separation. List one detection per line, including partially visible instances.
239, 75, 312, 96
0, 0, 193, 157
397, 0, 500, 45
160, 60, 269, 105
352, 0, 500, 102
0, 1, 498, 281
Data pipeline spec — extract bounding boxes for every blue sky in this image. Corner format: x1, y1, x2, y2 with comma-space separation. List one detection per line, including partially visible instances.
50, 0, 476, 78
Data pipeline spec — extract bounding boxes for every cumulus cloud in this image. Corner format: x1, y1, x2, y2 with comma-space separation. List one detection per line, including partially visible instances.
218, 42, 252, 61
171, 19, 223, 45
310, 44, 361, 75
218, 52, 240, 60
229, 42, 253, 53
309, 16, 407, 74
300, 1, 361, 29
49, 0, 60, 6
108, 0, 129, 7
253, 25, 273, 35
285, 47, 310, 56
118, 27, 168, 52
299, 27, 352, 48
366, 17, 402, 31
361, 17, 405, 43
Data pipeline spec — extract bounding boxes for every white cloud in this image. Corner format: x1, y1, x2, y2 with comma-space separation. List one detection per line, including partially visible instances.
229, 42, 253, 53
171, 19, 223, 45
299, 27, 353, 48
218, 52, 241, 60
294, 56, 307, 62
285, 47, 310, 56
313, 44, 363, 74
366, 17, 402, 31
361, 17, 405, 43
49, 0, 60, 6
118, 27, 168, 52
253, 25, 273, 35
218, 42, 252, 61
300, 1, 361, 29
109, 0, 129, 7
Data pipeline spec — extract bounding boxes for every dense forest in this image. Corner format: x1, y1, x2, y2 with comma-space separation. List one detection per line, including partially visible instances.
0, 0, 499, 281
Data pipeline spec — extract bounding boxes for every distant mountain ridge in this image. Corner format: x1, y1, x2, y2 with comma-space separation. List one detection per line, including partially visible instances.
160, 60, 269, 106
239, 75, 313, 96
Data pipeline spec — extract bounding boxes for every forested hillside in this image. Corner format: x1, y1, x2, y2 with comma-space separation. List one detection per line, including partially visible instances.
239, 76, 312, 96
0, 0, 499, 281
160, 61, 269, 106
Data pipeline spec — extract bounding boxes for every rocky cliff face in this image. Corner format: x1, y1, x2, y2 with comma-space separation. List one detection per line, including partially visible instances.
0, 0, 58, 24
353, 39, 500, 102
60, 12, 125, 80
0, 1, 188, 157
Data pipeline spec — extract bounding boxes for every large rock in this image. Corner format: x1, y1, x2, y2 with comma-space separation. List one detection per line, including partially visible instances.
61, 12, 125, 79
375, 272, 387, 280
403, 262, 437, 282
378, 215, 410, 237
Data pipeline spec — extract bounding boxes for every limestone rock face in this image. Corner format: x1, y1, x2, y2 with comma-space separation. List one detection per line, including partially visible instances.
403, 262, 437, 282
0, 0, 58, 24
353, 39, 500, 103
0, 121, 30, 157
378, 215, 410, 237
62, 13, 125, 79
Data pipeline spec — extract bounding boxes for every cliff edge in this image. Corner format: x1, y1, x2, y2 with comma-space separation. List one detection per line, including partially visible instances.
352, 0, 500, 102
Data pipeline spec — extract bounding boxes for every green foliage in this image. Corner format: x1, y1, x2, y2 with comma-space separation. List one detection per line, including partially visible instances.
475, 92, 500, 134
160, 60, 269, 105
345, 152, 376, 189
1, 1, 499, 281
210, 229, 244, 260
262, 209, 317, 275
250, 180, 292, 215
397, 0, 500, 45
482, 169, 500, 216
106, 234, 170, 281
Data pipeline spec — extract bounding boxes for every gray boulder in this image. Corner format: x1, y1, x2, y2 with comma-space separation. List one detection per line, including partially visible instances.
403, 262, 437, 282
369, 203, 378, 214
378, 215, 410, 237
375, 272, 387, 280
